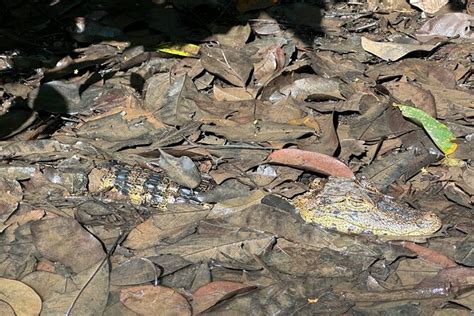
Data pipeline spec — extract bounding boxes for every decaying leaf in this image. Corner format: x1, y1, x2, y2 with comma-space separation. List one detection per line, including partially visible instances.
41, 260, 110, 315
268, 76, 346, 102
192, 281, 257, 314
201, 121, 313, 143
361, 37, 440, 62
409, 0, 448, 13
0, 278, 42, 315
120, 285, 191, 316
201, 45, 253, 87
157, 149, 201, 189
31, 217, 106, 273
267, 148, 354, 178
0, 177, 22, 223
416, 13, 474, 39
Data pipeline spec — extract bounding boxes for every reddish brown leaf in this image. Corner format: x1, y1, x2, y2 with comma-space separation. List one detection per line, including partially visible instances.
267, 148, 354, 178
31, 217, 106, 273
120, 285, 191, 316
192, 281, 257, 314
402, 241, 457, 268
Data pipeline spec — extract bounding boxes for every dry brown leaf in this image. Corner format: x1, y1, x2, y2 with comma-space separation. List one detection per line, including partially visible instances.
155, 227, 275, 263
201, 121, 313, 142
201, 46, 253, 87
416, 13, 474, 39
385, 82, 436, 117
213, 86, 255, 101
154, 75, 211, 126
0, 177, 22, 223
209, 24, 252, 48
110, 257, 160, 286
41, 260, 110, 315
268, 76, 345, 102
157, 149, 201, 189
367, 0, 412, 12
361, 37, 440, 62
0, 278, 42, 315
409, 0, 448, 13
5, 209, 45, 226
267, 148, 354, 178
21, 271, 68, 302
309, 51, 366, 78
253, 44, 286, 85
0, 301, 15, 316
30, 217, 106, 273
192, 281, 257, 314
123, 218, 163, 251
120, 285, 191, 316
209, 190, 267, 218
123, 205, 209, 250
402, 241, 457, 268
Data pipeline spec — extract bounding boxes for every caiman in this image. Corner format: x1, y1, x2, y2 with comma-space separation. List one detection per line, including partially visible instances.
88, 163, 442, 237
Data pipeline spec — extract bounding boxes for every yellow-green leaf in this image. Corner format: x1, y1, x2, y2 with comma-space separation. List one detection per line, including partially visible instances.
394, 104, 457, 155
157, 43, 200, 57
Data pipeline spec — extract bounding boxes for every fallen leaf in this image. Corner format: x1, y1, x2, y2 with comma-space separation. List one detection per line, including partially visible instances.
409, 0, 448, 13
402, 241, 457, 268
416, 13, 474, 39
0, 177, 22, 222
157, 43, 200, 57
0, 278, 42, 316
123, 205, 208, 250
120, 285, 191, 316
192, 281, 257, 314
201, 121, 313, 143
213, 86, 255, 101
110, 257, 160, 286
395, 104, 457, 155
201, 45, 253, 87
21, 271, 68, 302
268, 76, 346, 103
41, 260, 110, 315
31, 217, 106, 273
267, 148, 354, 178
361, 37, 440, 62
0, 301, 14, 315
209, 24, 252, 48
253, 43, 286, 85
157, 149, 201, 189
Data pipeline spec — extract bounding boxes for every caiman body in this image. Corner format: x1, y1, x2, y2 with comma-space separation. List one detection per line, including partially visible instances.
88, 163, 442, 237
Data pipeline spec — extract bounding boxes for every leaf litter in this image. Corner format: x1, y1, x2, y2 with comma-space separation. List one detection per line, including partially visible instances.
0, 0, 473, 315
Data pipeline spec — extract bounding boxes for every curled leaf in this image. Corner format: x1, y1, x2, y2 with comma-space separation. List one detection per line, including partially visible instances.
394, 104, 457, 155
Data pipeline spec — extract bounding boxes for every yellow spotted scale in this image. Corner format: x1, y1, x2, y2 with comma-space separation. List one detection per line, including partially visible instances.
394, 104, 457, 155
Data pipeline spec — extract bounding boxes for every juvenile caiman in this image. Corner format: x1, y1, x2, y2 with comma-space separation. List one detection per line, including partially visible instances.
88, 163, 442, 237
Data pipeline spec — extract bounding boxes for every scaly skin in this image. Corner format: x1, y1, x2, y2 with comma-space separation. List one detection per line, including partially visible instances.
293, 177, 442, 236
89, 164, 442, 236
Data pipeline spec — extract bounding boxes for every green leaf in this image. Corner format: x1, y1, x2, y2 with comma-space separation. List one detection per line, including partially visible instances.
394, 104, 457, 155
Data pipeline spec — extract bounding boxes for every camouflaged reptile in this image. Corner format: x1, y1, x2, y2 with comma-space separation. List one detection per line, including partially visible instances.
88, 163, 442, 236
88, 163, 202, 208
293, 177, 442, 236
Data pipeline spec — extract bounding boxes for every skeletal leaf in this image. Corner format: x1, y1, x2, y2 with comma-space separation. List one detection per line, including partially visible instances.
394, 104, 457, 155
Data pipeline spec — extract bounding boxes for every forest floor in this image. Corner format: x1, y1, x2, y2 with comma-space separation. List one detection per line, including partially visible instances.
0, 0, 473, 315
